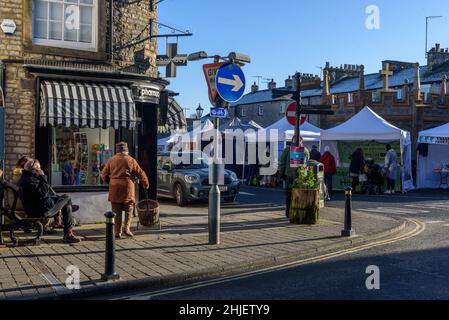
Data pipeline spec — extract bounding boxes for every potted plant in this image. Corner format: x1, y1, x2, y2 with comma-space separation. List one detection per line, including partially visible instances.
289, 166, 320, 225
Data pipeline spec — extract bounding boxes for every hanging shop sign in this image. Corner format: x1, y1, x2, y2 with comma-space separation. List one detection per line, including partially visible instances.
132, 85, 161, 104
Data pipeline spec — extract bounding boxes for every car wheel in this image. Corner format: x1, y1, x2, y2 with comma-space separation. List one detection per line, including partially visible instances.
224, 195, 236, 203
174, 183, 188, 207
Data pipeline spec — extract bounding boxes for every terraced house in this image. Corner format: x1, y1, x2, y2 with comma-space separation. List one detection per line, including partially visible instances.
0, 0, 185, 222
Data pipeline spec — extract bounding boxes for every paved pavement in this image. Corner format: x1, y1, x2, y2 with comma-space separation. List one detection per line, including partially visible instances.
99, 190, 449, 300
0, 186, 407, 300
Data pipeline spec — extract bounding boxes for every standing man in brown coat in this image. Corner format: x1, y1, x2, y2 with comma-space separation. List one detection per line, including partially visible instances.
101, 142, 149, 238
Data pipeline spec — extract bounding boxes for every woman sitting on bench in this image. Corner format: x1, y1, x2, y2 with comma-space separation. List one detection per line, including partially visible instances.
17, 159, 81, 244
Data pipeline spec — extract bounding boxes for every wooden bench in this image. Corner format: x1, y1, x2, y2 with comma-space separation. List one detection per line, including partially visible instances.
0, 179, 56, 247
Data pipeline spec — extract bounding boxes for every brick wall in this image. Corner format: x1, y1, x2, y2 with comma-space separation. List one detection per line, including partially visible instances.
0, 0, 159, 177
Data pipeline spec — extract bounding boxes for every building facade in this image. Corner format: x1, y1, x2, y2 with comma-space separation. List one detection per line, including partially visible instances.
0, 0, 184, 222
231, 43, 449, 157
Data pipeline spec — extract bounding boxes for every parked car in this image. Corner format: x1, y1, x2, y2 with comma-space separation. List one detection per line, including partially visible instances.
157, 151, 240, 206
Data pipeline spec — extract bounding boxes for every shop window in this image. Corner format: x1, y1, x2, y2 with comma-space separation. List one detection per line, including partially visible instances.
51, 127, 115, 187
32, 0, 98, 51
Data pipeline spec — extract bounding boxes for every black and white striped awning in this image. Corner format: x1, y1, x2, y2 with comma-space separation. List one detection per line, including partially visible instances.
40, 80, 137, 129
167, 97, 187, 131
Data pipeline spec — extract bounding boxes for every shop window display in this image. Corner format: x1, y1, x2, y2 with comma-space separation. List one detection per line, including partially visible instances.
51, 127, 115, 186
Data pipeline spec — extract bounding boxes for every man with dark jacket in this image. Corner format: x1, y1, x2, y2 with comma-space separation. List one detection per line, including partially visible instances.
17, 159, 81, 244
310, 145, 321, 162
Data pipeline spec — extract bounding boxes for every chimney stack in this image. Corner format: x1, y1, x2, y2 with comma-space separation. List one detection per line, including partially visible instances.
268, 79, 276, 90
285, 76, 293, 89
427, 43, 449, 71
251, 82, 259, 93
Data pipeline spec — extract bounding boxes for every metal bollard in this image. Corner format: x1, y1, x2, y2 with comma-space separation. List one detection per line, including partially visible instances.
101, 211, 120, 281
341, 186, 355, 237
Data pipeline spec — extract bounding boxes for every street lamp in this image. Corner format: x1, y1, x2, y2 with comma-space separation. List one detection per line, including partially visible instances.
195, 104, 204, 120
426, 16, 443, 58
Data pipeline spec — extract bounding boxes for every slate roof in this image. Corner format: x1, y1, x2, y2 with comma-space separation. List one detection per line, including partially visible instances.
233, 63, 449, 105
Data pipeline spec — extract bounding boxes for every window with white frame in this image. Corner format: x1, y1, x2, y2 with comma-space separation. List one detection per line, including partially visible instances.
396, 88, 403, 100
258, 105, 264, 116
32, 0, 98, 51
240, 108, 246, 117
422, 84, 431, 103
348, 93, 354, 103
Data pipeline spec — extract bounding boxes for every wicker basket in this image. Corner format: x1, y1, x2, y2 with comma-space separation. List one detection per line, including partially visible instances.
136, 199, 160, 227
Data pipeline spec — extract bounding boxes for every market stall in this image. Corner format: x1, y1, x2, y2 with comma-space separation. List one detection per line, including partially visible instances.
320, 106, 414, 192
417, 122, 449, 189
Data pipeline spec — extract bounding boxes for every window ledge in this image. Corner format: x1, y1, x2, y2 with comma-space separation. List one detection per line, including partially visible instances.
24, 42, 108, 61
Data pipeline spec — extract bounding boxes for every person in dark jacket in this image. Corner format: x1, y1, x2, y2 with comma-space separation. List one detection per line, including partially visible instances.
17, 159, 81, 244
310, 145, 321, 162
320, 146, 337, 200
349, 148, 365, 193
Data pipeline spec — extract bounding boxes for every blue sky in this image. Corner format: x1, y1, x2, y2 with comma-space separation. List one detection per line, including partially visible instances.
158, 0, 449, 116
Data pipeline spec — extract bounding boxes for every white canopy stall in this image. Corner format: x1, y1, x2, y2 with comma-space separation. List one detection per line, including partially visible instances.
417, 123, 449, 189
157, 119, 214, 151
320, 106, 414, 192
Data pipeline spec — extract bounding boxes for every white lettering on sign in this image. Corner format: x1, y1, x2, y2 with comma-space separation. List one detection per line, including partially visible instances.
65, 5, 80, 30
139, 87, 160, 98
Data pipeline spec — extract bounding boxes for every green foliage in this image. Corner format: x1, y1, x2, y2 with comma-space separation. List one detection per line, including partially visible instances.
292, 166, 318, 189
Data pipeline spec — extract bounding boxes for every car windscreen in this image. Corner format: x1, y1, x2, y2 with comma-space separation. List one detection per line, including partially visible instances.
171, 153, 209, 170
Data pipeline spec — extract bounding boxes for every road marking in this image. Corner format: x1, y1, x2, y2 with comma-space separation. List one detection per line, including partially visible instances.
115, 219, 425, 300
424, 221, 445, 224
239, 191, 256, 196
358, 207, 429, 215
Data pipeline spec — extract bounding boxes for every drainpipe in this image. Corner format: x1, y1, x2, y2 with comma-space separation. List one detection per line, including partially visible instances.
109, 0, 114, 64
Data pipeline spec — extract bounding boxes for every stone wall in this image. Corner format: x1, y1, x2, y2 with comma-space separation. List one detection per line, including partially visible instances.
0, 0, 159, 177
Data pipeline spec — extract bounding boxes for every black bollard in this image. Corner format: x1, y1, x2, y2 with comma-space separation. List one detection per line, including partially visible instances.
101, 211, 120, 281
341, 186, 355, 237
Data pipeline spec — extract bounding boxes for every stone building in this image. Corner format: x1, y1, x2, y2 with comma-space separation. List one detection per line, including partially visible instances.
0, 0, 184, 222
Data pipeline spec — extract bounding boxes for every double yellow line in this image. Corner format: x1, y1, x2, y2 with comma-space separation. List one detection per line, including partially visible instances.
121, 219, 425, 300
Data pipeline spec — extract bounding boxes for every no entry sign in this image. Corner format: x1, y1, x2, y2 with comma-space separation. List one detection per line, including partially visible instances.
285, 102, 306, 126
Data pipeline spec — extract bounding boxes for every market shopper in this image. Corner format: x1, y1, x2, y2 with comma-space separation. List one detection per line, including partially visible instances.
101, 142, 149, 238
279, 136, 310, 218
320, 146, 337, 200
383, 144, 398, 194
310, 145, 321, 162
349, 148, 365, 193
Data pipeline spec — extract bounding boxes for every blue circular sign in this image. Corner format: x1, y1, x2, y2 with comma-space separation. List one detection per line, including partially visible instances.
215, 63, 246, 103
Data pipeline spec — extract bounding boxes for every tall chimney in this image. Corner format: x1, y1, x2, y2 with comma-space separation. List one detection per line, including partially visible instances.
413, 63, 422, 100
323, 70, 330, 96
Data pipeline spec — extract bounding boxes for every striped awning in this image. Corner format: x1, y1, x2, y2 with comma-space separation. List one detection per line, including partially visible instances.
40, 80, 137, 129
166, 97, 187, 131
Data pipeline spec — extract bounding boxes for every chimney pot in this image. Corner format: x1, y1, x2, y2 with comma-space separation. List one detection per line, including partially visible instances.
436, 43, 441, 51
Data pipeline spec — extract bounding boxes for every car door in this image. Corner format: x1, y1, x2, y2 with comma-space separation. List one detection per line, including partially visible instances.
158, 156, 174, 196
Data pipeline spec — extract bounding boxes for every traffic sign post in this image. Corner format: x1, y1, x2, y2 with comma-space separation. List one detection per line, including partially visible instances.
203, 62, 224, 106
197, 52, 249, 246
286, 102, 306, 127
215, 63, 246, 103
210, 107, 228, 118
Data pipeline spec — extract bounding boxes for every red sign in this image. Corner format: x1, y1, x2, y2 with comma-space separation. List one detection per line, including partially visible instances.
203, 62, 224, 106
285, 102, 306, 126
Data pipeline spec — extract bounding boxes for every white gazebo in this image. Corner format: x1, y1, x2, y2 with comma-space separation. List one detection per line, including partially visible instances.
417, 122, 449, 189
320, 106, 414, 192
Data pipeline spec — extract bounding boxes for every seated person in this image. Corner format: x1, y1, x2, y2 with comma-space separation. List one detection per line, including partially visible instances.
17, 159, 81, 244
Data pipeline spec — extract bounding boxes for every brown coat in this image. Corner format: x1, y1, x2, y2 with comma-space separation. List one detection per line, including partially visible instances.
100, 153, 149, 204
